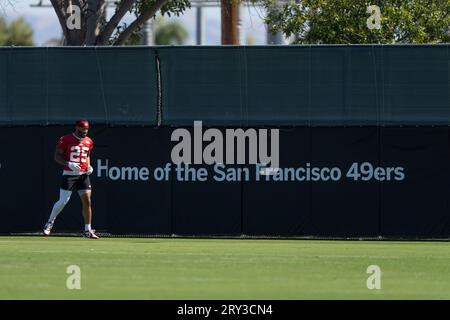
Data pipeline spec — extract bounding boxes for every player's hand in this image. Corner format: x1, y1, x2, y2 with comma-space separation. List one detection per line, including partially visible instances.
87, 165, 94, 175
67, 162, 81, 172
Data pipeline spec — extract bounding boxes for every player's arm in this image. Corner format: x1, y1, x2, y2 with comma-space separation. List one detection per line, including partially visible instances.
54, 146, 67, 166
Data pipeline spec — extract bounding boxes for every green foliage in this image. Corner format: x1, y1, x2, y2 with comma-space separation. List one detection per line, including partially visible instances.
257, 0, 450, 44
114, 22, 143, 45
0, 17, 7, 45
129, 0, 191, 18
124, 28, 143, 45
110, 0, 191, 44
155, 17, 188, 45
0, 16, 34, 46
160, 0, 191, 17
113, 16, 189, 45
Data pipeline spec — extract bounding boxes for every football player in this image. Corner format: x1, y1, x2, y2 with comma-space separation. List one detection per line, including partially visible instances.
43, 119, 99, 239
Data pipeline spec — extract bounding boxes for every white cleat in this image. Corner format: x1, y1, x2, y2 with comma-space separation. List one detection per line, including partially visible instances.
83, 229, 99, 239
43, 222, 54, 236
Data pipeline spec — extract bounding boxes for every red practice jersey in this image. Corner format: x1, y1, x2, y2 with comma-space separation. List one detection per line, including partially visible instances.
58, 133, 94, 174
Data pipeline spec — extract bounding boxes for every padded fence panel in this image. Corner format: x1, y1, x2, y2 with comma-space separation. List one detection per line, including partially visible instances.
346, 46, 381, 125
0, 50, 7, 125
0, 46, 449, 126
244, 47, 310, 125
170, 127, 242, 235
309, 47, 346, 126
0, 45, 450, 238
382, 46, 449, 125
91, 127, 172, 234
8, 50, 47, 124
0, 48, 157, 126
159, 45, 449, 126
159, 47, 244, 126
94, 48, 157, 125
0, 128, 46, 232
379, 128, 450, 237
309, 127, 380, 237
1, 126, 450, 238
47, 48, 105, 123
242, 128, 312, 236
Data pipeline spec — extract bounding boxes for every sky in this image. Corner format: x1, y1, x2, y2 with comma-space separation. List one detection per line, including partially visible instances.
1, 0, 272, 45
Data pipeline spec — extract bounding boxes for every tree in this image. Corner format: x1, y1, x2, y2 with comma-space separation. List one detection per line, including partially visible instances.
154, 17, 188, 45
49, 0, 260, 46
49, 0, 191, 45
0, 16, 34, 46
120, 16, 188, 45
259, 0, 450, 44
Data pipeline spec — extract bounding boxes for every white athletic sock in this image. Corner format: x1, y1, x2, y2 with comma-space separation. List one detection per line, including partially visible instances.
85, 224, 91, 232
48, 189, 72, 223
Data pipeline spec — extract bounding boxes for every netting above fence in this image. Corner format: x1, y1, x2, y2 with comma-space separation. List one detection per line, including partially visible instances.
159, 45, 450, 126
0, 45, 449, 126
0, 47, 158, 126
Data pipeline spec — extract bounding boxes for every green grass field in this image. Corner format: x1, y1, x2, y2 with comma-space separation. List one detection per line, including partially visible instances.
0, 236, 449, 299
